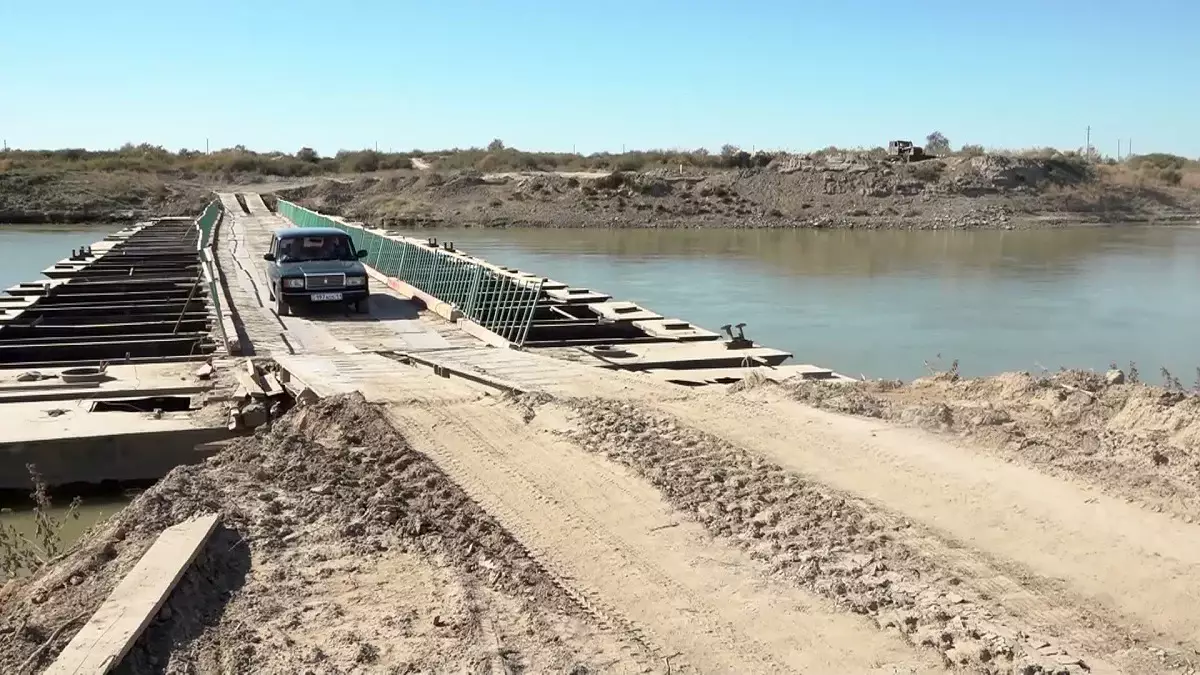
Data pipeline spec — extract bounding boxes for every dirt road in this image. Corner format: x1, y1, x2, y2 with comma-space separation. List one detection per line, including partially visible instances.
263, 337, 1200, 673
623, 385, 1199, 673
387, 396, 942, 674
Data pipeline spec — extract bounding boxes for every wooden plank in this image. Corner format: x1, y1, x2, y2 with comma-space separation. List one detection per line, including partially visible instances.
234, 369, 267, 398
263, 372, 286, 397
46, 514, 220, 675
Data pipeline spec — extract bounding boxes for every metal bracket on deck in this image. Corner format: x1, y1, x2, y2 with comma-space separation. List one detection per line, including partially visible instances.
720, 323, 753, 350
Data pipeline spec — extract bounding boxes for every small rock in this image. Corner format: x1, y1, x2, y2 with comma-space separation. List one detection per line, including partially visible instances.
1105, 369, 1125, 385
240, 402, 268, 429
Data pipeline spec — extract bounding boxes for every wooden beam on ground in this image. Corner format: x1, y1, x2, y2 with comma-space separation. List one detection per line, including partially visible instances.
45, 513, 220, 675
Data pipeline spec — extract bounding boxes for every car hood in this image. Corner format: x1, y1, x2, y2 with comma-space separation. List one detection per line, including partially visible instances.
279, 260, 366, 276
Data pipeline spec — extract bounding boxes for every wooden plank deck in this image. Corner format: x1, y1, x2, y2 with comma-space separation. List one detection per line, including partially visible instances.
241, 193, 272, 214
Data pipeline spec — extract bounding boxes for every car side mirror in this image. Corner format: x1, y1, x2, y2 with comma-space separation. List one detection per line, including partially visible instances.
262, 253, 276, 262
356, 249, 369, 259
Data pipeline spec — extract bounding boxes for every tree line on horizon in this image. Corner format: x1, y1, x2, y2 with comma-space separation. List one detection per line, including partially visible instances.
0, 135, 1194, 186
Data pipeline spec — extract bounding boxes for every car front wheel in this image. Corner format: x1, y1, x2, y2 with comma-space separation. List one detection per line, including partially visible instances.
275, 291, 289, 317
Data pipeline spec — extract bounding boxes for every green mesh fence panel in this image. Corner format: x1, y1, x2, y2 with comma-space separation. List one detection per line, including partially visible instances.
195, 200, 221, 248
276, 200, 543, 346
194, 199, 228, 350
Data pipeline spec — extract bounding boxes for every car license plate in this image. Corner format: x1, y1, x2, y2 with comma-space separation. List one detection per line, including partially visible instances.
311, 292, 343, 302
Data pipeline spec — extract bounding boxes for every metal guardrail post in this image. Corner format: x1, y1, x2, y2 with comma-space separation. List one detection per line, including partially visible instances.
464, 265, 483, 318
515, 279, 544, 347
494, 273, 514, 338
369, 232, 384, 268
396, 240, 410, 277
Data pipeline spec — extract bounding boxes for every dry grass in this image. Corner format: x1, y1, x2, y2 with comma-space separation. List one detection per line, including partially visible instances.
0, 466, 80, 580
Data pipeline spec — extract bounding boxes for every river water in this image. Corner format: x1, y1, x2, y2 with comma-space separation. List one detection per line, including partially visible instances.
412, 225, 1200, 381
0, 224, 123, 574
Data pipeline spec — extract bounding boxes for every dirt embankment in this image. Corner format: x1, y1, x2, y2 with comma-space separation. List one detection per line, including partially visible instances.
0, 393, 637, 674
0, 171, 215, 224
5, 152, 1198, 227
277, 153, 1200, 230
774, 368, 1200, 521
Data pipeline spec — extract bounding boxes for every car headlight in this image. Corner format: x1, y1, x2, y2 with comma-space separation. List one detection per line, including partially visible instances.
282, 278, 304, 289
345, 276, 367, 287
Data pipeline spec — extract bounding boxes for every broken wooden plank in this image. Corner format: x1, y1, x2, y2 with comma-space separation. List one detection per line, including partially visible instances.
263, 372, 286, 398
45, 514, 220, 675
234, 369, 267, 398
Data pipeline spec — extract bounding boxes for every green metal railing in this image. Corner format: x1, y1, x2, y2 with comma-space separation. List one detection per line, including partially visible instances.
194, 199, 228, 350
276, 200, 543, 346
195, 200, 221, 249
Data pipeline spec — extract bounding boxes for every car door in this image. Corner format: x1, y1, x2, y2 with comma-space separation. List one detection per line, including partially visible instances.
266, 234, 279, 286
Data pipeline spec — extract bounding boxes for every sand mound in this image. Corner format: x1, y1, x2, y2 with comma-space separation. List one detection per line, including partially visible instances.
0, 394, 625, 673
780, 370, 1200, 520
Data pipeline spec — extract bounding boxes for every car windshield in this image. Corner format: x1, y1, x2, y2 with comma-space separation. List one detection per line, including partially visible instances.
277, 235, 355, 262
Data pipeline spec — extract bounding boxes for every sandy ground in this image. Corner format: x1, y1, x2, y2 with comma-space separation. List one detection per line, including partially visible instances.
3, 363, 1200, 673
0, 395, 637, 674
779, 370, 1200, 521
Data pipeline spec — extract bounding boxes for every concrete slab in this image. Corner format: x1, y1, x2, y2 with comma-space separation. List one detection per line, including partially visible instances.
545, 287, 612, 304
0, 400, 232, 487
587, 301, 663, 323
580, 341, 792, 370
632, 318, 722, 342
645, 364, 844, 385
0, 399, 213, 444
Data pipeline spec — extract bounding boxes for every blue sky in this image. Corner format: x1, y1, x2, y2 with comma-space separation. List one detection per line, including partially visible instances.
2, 0, 1197, 157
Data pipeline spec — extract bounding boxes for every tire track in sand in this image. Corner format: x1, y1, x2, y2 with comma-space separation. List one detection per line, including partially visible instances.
644, 388, 1200, 672
386, 398, 941, 674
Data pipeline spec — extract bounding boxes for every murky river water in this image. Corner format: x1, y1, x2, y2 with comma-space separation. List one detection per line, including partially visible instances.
411, 225, 1200, 381
0, 224, 123, 571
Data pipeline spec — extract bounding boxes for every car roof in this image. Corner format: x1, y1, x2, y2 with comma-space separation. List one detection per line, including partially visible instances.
275, 227, 347, 239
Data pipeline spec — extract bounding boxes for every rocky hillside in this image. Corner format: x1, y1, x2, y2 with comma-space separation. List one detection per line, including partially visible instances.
278, 152, 1200, 230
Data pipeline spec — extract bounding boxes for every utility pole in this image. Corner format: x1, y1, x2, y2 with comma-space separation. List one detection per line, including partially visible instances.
1085, 126, 1091, 158
205, 138, 209, 154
